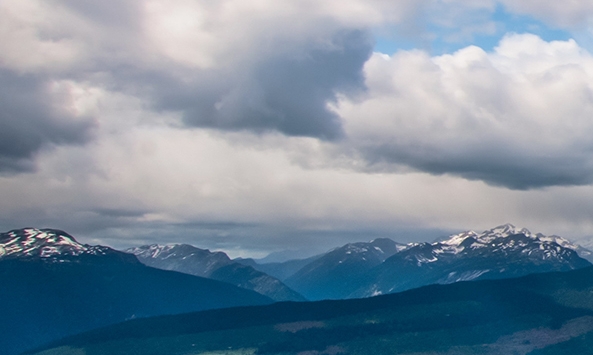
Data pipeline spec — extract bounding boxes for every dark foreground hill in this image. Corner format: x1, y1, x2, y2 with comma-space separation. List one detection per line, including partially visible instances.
32, 266, 593, 355
0, 228, 272, 355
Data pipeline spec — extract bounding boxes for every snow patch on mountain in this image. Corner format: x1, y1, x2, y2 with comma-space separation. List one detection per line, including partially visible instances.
443, 223, 533, 247
348, 223, 593, 299
437, 223, 590, 260
127, 244, 233, 277
441, 270, 490, 283
127, 243, 306, 302
0, 228, 110, 260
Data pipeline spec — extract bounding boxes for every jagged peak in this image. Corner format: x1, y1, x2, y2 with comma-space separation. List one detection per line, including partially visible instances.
441, 230, 479, 246
430, 224, 592, 260
127, 243, 231, 262
127, 244, 179, 258
128, 243, 212, 253
442, 224, 536, 247
483, 223, 532, 237
389, 224, 593, 269
335, 238, 401, 254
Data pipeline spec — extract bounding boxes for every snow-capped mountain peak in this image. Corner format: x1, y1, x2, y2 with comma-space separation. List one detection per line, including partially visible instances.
442, 224, 535, 249
439, 223, 588, 258
0, 228, 110, 260
127, 244, 179, 259
440, 230, 479, 247
395, 223, 593, 272
349, 224, 593, 299
324, 238, 406, 265
127, 244, 234, 277
127, 244, 230, 262
482, 223, 532, 238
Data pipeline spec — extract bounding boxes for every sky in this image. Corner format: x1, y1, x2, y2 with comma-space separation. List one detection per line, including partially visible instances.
2, 0, 593, 258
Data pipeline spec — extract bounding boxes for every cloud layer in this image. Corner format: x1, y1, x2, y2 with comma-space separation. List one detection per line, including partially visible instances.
2, 0, 593, 254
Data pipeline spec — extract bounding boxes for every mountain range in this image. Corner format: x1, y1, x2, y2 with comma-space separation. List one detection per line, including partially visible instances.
4, 224, 593, 355
274, 224, 592, 300
122, 224, 593, 301
0, 228, 272, 355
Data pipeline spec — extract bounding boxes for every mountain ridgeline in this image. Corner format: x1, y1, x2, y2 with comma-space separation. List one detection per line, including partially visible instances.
124, 224, 592, 302
3, 224, 593, 355
127, 244, 305, 302
270, 224, 592, 300
0, 228, 272, 355
283, 238, 407, 300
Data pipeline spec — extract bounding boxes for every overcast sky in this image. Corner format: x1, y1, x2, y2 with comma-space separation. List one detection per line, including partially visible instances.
2, 0, 593, 258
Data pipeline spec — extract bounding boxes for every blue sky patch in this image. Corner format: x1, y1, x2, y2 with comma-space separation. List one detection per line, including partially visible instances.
374, 4, 574, 55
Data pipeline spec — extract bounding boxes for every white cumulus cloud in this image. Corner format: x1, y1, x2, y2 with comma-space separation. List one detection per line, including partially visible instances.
336, 34, 593, 189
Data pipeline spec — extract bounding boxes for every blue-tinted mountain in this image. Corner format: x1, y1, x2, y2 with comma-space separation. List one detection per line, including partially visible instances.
0, 228, 272, 355
351, 224, 591, 297
127, 244, 305, 301
280, 225, 591, 300
235, 253, 323, 281
32, 265, 593, 355
284, 238, 406, 300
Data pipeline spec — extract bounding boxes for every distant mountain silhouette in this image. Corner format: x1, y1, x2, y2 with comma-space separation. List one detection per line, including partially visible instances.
236, 253, 323, 281
128, 244, 306, 301
284, 238, 405, 300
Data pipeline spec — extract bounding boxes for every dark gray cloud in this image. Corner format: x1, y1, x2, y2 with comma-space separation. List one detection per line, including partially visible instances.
361, 143, 593, 190
0, 70, 95, 173
58, 0, 142, 28
1, 1, 374, 173
146, 30, 373, 139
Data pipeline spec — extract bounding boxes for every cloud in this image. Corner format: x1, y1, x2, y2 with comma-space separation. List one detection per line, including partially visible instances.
159, 30, 372, 139
336, 34, 593, 189
499, 1, 593, 29
0, 71, 95, 173
0, 0, 383, 144
3, 0, 593, 254
138, 9, 374, 138
1, 98, 593, 254
0, 0, 380, 174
